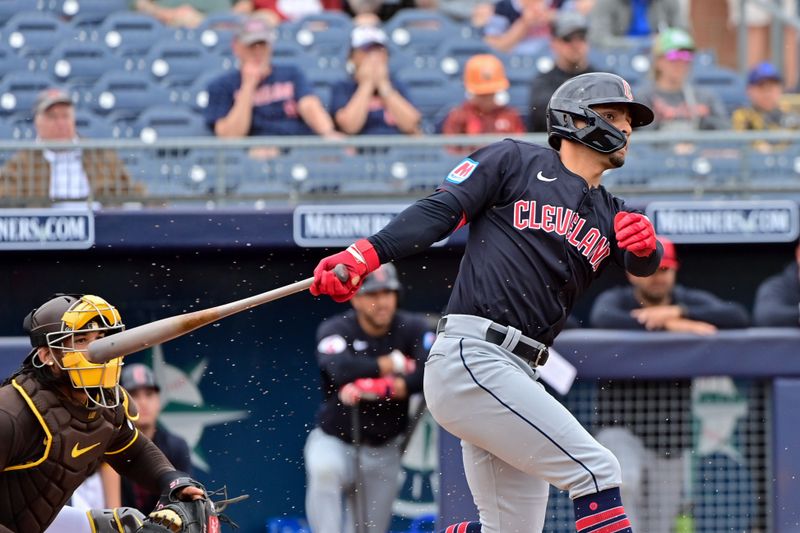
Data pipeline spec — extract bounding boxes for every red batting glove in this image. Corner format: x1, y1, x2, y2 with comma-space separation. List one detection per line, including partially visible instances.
614, 212, 657, 258
338, 377, 396, 405
310, 239, 381, 302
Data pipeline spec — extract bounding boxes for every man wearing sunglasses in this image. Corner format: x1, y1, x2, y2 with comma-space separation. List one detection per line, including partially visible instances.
527, 10, 595, 132
637, 28, 730, 131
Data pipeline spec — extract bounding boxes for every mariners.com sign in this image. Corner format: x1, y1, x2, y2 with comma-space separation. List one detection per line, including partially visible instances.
0, 209, 95, 250
646, 200, 799, 243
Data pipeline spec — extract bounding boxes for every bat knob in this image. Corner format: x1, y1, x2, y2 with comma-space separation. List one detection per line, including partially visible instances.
333, 264, 349, 283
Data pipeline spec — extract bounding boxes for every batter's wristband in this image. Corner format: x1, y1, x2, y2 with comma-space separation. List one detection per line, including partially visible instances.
352, 238, 381, 273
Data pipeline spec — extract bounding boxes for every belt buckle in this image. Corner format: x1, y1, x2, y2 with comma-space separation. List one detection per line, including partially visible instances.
532, 346, 548, 367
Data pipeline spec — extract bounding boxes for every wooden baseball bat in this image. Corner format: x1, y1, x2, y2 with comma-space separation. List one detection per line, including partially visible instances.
87, 264, 350, 363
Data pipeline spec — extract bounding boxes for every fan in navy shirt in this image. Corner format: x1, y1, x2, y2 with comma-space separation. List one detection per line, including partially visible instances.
331, 25, 421, 135
204, 16, 338, 138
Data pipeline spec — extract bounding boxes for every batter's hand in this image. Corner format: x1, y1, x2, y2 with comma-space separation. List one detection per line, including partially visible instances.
310, 239, 380, 302
339, 377, 396, 405
614, 212, 657, 257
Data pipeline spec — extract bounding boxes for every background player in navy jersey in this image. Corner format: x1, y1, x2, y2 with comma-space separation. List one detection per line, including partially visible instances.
304, 264, 433, 533
309, 72, 663, 533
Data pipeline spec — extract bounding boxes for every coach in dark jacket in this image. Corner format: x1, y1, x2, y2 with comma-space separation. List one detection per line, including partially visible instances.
590, 237, 749, 332
753, 243, 800, 327
527, 11, 595, 132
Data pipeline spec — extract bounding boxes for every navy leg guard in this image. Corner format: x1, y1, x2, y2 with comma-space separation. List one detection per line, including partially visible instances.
574, 487, 633, 532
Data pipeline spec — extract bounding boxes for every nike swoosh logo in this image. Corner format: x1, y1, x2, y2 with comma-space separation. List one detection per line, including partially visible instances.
536, 171, 557, 182
71, 442, 101, 458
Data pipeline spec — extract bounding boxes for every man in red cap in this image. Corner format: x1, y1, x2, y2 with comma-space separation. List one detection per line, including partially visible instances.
590, 237, 749, 333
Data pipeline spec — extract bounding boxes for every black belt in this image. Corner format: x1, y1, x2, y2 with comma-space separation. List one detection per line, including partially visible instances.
437, 317, 549, 367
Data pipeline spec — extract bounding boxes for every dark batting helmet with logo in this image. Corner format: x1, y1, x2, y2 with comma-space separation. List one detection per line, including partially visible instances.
546, 72, 654, 154
359, 263, 401, 294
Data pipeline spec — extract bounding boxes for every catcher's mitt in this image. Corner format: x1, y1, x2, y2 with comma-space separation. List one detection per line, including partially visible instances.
141, 477, 248, 533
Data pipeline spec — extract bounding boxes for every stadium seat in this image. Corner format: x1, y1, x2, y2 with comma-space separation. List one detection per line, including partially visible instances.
396, 67, 454, 125
271, 39, 317, 72
291, 11, 352, 57
437, 37, 496, 79
691, 65, 747, 112
0, 0, 37, 26
45, 0, 128, 25
0, 71, 56, 116
74, 109, 116, 138
87, 71, 171, 119
46, 41, 117, 89
96, 12, 169, 57
1, 11, 75, 57
190, 12, 242, 54
176, 69, 227, 112
132, 105, 210, 141
0, 45, 35, 80
144, 40, 229, 87
384, 9, 460, 56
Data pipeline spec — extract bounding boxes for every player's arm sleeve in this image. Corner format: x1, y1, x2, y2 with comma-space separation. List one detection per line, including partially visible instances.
369, 141, 518, 263
368, 188, 464, 263
105, 431, 179, 495
588, 289, 645, 329
753, 276, 800, 326
678, 288, 750, 328
316, 322, 381, 386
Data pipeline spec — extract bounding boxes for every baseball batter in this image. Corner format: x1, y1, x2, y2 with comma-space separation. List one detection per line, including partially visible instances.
310, 73, 663, 533
305, 264, 432, 533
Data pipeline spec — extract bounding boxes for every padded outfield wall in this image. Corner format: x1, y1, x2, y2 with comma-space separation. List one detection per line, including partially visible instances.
0, 207, 798, 532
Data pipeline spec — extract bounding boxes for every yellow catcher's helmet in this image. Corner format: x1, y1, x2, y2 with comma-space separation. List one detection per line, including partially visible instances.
23, 294, 125, 407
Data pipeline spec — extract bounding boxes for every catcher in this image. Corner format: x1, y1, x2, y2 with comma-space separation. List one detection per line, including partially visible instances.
0, 293, 231, 533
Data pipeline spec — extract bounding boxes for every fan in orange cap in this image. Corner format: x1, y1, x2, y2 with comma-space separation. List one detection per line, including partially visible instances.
442, 54, 525, 137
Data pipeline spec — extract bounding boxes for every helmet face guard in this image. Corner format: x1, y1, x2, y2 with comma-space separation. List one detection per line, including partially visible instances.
27, 295, 125, 408
546, 72, 654, 154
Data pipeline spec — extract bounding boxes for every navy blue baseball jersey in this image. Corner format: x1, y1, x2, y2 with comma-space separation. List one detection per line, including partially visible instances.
314, 309, 433, 446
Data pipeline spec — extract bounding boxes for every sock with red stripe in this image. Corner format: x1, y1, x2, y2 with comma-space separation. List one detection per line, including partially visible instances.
438, 521, 481, 533
573, 487, 633, 533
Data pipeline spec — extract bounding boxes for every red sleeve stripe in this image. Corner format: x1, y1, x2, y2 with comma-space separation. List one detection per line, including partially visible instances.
588, 518, 632, 533
454, 212, 467, 231
576, 506, 626, 531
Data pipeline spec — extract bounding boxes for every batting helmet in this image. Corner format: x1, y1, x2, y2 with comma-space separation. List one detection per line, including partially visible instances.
24, 293, 125, 407
546, 72, 654, 153
359, 263, 401, 294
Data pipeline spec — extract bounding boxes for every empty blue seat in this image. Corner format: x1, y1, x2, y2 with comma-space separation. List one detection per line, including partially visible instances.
0, 45, 34, 79
397, 67, 454, 122
291, 11, 352, 56
190, 12, 243, 54
177, 69, 227, 111
144, 40, 228, 87
0, 0, 37, 25
46, 0, 128, 24
691, 65, 747, 112
384, 9, 459, 56
5, 113, 35, 139
436, 37, 496, 78
0, 71, 56, 116
46, 41, 117, 88
1, 11, 75, 57
96, 12, 169, 57
132, 105, 210, 140
88, 71, 170, 119
74, 109, 116, 138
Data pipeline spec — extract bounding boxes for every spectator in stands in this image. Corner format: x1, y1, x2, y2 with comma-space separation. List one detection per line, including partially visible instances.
637, 28, 730, 132
753, 241, 800, 327
135, 0, 245, 28
205, 16, 338, 139
732, 62, 800, 150
442, 53, 524, 134
343, 0, 421, 24
120, 363, 193, 513
590, 237, 749, 333
587, 0, 686, 47
527, 10, 595, 132
727, 0, 797, 90
0, 88, 143, 206
481, 0, 555, 54
332, 25, 421, 135
236, 0, 344, 26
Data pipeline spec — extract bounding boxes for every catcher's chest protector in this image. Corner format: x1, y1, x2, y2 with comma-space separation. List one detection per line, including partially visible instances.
0, 373, 126, 533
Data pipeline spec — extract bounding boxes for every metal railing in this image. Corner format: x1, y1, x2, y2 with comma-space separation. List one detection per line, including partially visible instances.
1, 130, 799, 208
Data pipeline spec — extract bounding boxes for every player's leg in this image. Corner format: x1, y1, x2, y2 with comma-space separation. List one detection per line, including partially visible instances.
304, 427, 355, 533
426, 333, 631, 532
358, 437, 403, 533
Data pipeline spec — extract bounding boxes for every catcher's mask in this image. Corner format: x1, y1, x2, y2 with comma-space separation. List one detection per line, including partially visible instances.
23, 294, 125, 407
